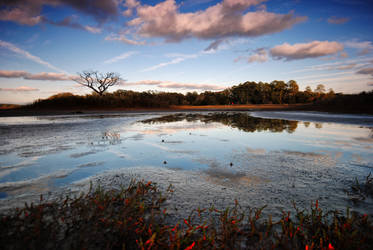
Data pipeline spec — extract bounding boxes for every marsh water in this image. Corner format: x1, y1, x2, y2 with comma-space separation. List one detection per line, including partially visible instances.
1, 111, 373, 216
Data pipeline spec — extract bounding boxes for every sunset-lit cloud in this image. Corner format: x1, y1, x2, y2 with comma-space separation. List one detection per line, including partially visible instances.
0, 0, 119, 26
125, 80, 224, 91
248, 48, 268, 63
0, 5, 42, 26
356, 67, 373, 77
344, 40, 373, 55
127, 0, 306, 42
0, 70, 73, 81
43, 16, 102, 34
287, 57, 373, 74
0, 0, 372, 103
270, 41, 344, 61
0, 86, 39, 92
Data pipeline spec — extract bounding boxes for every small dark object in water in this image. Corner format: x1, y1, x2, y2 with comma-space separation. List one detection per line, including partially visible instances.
163, 161, 167, 164
230, 162, 233, 166
161, 139, 165, 142
189, 133, 191, 135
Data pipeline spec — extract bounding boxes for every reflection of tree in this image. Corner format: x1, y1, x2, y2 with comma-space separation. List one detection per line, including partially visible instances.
314, 123, 323, 129
91, 131, 121, 146
141, 113, 299, 133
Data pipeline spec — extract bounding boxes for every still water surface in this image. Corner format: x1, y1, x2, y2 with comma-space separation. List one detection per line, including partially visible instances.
0, 111, 372, 214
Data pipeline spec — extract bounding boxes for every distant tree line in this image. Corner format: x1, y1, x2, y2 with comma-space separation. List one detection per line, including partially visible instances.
26, 80, 373, 111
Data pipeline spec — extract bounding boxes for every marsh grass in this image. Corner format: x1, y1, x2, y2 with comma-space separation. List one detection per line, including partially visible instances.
346, 173, 373, 203
1, 180, 372, 250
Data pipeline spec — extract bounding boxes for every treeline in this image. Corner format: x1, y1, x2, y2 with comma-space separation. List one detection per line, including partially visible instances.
26, 80, 373, 109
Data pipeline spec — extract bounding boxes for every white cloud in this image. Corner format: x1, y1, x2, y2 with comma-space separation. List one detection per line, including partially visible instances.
105, 34, 146, 45
141, 53, 198, 72
0, 40, 66, 73
103, 51, 138, 64
83, 25, 102, 34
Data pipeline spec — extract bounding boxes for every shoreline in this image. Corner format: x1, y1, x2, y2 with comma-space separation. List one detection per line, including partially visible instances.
1, 103, 372, 117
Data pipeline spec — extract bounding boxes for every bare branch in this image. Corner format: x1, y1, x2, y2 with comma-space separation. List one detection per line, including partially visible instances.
73, 70, 121, 95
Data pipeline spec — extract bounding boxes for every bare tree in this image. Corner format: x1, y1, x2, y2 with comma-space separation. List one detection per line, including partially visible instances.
74, 70, 121, 96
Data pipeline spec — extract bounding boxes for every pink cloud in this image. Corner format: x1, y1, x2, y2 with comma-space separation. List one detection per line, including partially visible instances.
124, 80, 224, 91
356, 67, 373, 76
0, 0, 119, 26
0, 7, 43, 25
344, 40, 373, 55
127, 0, 306, 42
248, 48, 268, 63
124, 0, 140, 9
124, 80, 162, 86
43, 16, 102, 34
0, 86, 39, 92
0, 70, 29, 78
0, 70, 73, 81
158, 82, 224, 90
270, 41, 344, 61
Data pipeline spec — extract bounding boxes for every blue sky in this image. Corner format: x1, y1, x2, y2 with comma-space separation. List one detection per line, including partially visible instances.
1, 0, 373, 104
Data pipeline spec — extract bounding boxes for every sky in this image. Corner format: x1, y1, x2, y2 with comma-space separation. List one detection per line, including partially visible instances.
0, 0, 373, 104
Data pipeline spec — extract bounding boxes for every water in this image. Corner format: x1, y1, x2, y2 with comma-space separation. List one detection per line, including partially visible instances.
0, 111, 372, 216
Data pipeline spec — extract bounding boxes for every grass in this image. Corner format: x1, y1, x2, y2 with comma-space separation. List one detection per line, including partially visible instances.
345, 173, 373, 203
1, 180, 372, 250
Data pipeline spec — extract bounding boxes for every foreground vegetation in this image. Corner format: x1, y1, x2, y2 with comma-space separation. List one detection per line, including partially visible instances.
1, 180, 372, 250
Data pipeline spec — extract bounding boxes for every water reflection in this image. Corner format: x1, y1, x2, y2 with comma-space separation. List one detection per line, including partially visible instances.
141, 113, 299, 133
101, 131, 121, 145
1, 112, 372, 217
